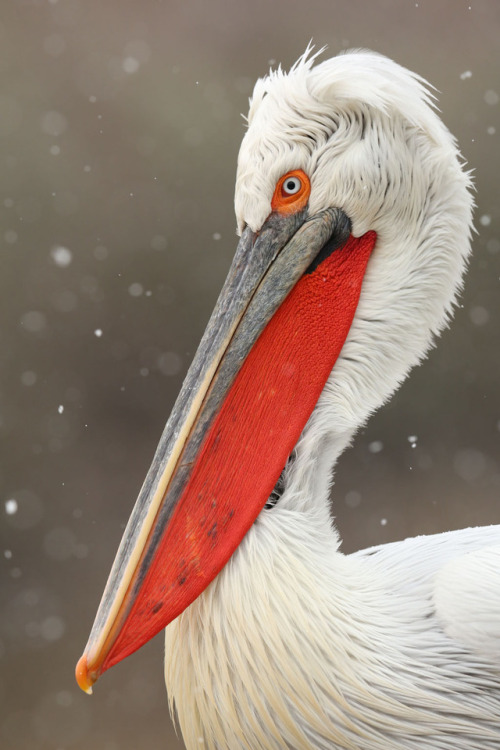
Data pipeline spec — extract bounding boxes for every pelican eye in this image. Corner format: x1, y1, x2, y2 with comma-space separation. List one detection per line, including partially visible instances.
283, 176, 301, 195
271, 169, 311, 215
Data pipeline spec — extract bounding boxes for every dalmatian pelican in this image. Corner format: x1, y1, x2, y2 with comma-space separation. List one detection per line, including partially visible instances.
76, 49, 500, 749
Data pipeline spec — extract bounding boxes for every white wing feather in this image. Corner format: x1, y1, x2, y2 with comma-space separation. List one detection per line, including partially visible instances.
434, 543, 500, 659
355, 525, 500, 662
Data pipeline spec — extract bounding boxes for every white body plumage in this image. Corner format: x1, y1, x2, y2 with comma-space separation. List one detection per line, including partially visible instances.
163, 51, 500, 749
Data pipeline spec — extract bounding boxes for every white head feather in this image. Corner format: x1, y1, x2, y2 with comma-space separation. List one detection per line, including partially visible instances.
235, 48, 473, 518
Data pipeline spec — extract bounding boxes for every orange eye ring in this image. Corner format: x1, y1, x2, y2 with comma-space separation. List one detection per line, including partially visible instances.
271, 169, 311, 215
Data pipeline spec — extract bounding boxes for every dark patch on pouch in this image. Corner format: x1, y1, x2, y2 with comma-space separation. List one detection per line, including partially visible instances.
207, 523, 217, 541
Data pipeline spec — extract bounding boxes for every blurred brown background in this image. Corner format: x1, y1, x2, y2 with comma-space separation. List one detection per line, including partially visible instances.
0, 1, 499, 748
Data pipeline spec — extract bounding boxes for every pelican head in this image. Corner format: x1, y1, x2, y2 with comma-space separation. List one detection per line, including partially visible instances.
76, 49, 479, 749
